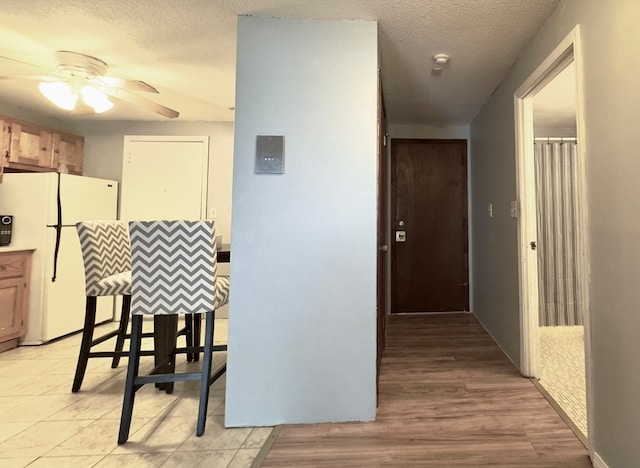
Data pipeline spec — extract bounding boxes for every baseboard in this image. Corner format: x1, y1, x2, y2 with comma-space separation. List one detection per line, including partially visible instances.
471, 313, 520, 370
531, 379, 587, 448
591, 452, 610, 468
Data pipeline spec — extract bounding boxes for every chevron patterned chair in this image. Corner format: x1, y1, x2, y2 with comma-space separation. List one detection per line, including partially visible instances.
118, 220, 230, 444
73, 220, 137, 392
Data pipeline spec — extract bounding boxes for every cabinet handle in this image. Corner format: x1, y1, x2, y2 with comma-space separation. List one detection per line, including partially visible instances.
54, 149, 60, 154
41, 146, 47, 151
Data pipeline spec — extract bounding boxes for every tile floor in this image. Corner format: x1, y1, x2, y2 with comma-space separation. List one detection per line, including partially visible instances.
0, 319, 274, 468
538, 325, 587, 439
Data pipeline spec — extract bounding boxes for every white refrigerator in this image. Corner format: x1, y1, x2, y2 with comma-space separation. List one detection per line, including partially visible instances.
0, 173, 118, 344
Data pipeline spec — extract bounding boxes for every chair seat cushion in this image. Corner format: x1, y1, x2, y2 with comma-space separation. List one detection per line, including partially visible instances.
214, 276, 230, 309
91, 271, 131, 296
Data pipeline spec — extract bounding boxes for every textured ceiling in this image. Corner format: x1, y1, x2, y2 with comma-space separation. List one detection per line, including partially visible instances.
0, 0, 560, 124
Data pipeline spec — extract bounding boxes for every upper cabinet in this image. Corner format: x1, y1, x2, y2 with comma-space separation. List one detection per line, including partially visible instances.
51, 131, 84, 174
0, 114, 84, 180
6, 120, 53, 169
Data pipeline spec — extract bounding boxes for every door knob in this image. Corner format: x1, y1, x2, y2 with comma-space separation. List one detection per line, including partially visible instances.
530, 241, 537, 250
379, 245, 388, 252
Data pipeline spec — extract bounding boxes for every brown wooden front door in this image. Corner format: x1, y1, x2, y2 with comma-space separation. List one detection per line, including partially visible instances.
391, 139, 468, 313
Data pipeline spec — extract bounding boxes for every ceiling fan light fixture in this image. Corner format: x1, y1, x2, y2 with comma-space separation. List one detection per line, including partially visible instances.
81, 85, 113, 113
39, 81, 77, 111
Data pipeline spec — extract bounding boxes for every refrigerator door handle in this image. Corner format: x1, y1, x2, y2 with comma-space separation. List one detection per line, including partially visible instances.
51, 173, 63, 282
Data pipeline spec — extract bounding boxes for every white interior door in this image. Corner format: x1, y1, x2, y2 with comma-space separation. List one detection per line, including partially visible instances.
121, 136, 209, 221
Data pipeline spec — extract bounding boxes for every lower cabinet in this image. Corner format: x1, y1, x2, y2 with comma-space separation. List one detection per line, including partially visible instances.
0, 250, 33, 352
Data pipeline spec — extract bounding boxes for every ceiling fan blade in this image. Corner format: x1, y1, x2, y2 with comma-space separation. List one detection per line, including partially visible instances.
0, 54, 51, 71
96, 76, 159, 93
0, 74, 63, 82
105, 89, 179, 119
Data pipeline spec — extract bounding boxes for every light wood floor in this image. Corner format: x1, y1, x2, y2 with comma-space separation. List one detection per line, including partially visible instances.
260, 313, 591, 467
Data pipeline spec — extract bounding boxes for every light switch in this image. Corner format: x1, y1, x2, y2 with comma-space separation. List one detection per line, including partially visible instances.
510, 201, 519, 218
255, 135, 285, 174
488, 203, 493, 218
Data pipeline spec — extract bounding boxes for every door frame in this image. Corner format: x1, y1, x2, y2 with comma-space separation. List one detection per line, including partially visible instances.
513, 25, 593, 451
376, 69, 388, 397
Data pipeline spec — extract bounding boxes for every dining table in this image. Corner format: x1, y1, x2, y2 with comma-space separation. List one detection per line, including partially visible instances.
153, 243, 230, 392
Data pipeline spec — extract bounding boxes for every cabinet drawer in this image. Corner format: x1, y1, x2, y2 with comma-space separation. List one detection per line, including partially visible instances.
0, 253, 28, 279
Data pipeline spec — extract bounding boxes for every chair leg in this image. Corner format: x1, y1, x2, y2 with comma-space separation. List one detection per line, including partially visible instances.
111, 295, 131, 368
193, 313, 202, 362
72, 297, 97, 393
197, 311, 215, 436
118, 314, 143, 445
153, 315, 178, 394
185, 314, 194, 362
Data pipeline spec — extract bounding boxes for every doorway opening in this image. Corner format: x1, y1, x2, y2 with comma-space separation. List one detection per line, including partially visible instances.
514, 26, 592, 449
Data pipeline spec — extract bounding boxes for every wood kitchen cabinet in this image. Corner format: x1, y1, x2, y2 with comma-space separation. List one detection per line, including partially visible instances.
51, 131, 84, 174
6, 120, 53, 169
0, 250, 33, 352
0, 114, 84, 176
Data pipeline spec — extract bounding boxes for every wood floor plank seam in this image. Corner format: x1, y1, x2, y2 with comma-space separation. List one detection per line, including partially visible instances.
260, 313, 590, 467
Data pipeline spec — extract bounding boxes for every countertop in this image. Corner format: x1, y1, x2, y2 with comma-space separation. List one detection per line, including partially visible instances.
0, 246, 36, 253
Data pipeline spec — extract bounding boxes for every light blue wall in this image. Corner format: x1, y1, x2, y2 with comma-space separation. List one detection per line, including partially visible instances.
226, 16, 378, 426
470, 1, 640, 466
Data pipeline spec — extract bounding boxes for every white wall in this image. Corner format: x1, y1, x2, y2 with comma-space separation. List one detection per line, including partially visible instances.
388, 124, 469, 140
70, 120, 234, 243
470, 1, 640, 466
533, 126, 576, 137
226, 16, 378, 426
0, 101, 78, 133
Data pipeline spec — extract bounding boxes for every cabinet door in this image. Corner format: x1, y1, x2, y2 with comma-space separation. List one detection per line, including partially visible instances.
52, 132, 84, 174
8, 121, 54, 169
0, 277, 25, 343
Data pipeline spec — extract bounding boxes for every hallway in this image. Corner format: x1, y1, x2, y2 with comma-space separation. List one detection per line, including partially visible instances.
261, 313, 590, 466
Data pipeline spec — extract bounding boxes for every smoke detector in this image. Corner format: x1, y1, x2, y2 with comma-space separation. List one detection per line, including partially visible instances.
431, 53, 450, 76
433, 53, 450, 65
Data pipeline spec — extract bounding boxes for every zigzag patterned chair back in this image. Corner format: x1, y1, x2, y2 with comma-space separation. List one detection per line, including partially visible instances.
129, 220, 226, 315
76, 221, 132, 297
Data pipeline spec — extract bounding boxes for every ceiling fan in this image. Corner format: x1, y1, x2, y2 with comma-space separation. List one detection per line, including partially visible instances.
0, 50, 179, 118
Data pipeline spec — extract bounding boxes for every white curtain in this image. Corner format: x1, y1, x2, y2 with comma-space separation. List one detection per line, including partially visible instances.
534, 140, 585, 326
